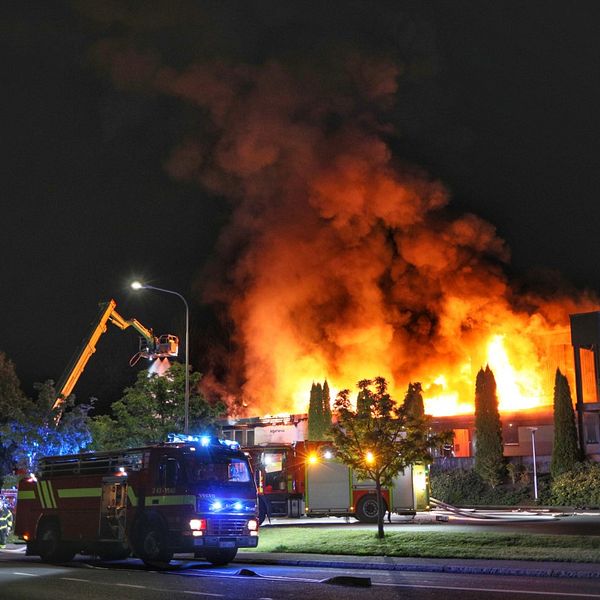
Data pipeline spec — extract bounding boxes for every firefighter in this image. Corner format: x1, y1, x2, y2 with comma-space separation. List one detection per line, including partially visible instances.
0, 499, 13, 548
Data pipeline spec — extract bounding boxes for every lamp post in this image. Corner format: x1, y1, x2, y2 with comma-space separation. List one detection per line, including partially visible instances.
528, 427, 538, 500
131, 281, 190, 434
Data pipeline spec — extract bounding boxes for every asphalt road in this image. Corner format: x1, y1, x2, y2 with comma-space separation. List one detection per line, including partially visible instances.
1, 552, 599, 600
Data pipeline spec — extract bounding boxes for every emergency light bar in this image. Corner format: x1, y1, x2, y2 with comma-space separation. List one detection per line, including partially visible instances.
166, 433, 240, 450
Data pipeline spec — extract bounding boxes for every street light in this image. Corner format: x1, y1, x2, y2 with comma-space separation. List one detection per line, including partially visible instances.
528, 427, 538, 500
131, 281, 190, 434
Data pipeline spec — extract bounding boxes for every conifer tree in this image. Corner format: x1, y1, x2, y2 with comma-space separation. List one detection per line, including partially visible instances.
308, 382, 324, 440
403, 382, 425, 419
322, 380, 332, 434
474, 366, 505, 488
357, 389, 370, 416
551, 369, 581, 478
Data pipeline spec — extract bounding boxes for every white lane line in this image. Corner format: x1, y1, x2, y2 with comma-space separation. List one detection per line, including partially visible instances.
12, 572, 39, 577
376, 582, 600, 598
182, 592, 224, 597
115, 583, 147, 589
61, 577, 91, 583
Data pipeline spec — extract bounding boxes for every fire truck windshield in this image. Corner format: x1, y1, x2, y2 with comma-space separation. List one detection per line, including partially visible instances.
185, 454, 252, 486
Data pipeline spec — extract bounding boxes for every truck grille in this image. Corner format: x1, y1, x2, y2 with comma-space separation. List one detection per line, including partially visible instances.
207, 517, 247, 536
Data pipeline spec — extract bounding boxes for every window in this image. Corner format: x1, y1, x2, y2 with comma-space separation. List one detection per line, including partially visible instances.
158, 457, 182, 488
503, 423, 519, 445
584, 412, 599, 444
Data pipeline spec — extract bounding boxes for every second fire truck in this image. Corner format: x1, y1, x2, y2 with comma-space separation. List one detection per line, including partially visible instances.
244, 441, 429, 524
15, 435, 259, 566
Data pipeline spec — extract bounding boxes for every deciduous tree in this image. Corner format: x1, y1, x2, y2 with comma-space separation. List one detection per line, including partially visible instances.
90, 362, 225, 450
332, 377, 448, 538
2, 380, 93, 472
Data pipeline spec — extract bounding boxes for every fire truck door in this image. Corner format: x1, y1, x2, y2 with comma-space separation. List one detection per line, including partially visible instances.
99, 477, 127, 541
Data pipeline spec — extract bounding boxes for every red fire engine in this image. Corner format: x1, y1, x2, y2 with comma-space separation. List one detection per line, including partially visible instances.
244, 441, 429, 524
15, 435, 259, 566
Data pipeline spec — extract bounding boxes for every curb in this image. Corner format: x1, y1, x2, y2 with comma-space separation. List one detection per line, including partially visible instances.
235, 555, 600, 579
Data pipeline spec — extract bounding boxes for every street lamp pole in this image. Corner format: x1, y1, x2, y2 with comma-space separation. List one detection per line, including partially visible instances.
131, 282, 190, 434
528, 427, 538, 500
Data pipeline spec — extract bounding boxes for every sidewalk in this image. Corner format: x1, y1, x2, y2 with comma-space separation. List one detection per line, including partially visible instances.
236, 551, 600, 579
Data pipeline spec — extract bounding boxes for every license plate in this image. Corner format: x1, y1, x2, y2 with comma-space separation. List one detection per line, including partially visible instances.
219, 541, 236, 548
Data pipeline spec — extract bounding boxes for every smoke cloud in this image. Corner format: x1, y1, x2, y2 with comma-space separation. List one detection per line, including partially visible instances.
87, 3, 596, 415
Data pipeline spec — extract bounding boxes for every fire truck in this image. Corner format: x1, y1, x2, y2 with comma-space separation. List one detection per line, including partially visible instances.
244, 441, 429, 524
15, 435, 259, 566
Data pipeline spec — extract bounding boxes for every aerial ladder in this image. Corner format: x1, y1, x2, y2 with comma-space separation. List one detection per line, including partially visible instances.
52, 299, 179, 412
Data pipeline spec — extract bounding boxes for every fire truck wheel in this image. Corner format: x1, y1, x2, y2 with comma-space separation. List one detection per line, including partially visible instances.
138, 522, 173, 566
38, 521, 75, 563
355, 495, 387, 523
203, 547, 238, 566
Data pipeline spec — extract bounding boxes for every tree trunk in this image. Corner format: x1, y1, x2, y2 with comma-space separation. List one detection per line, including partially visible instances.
375, 479, 385, 539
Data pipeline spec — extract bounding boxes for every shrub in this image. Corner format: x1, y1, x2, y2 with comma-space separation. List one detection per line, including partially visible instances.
430, 469, 488, 505
430, 468, 535, 506
550, 462, 600, 508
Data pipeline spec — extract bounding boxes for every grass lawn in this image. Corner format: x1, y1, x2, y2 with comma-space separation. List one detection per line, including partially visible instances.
239, 526, 600, 563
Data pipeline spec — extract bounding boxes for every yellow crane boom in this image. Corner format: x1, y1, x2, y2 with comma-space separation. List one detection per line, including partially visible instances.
52, 299, 178, 412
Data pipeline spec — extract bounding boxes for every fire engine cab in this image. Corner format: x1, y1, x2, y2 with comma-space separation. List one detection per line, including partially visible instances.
15, 435, 259, 566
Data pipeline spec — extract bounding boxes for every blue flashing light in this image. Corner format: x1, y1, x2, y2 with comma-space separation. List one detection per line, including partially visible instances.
219, 439, 240, 451
167, 433, 242, 451
233, 502, 243, 511
210, 501, 223, 511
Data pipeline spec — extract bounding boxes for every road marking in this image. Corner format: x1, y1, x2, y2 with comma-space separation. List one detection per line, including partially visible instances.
182, 592, 224, 597
61, 578, 91, 583
376, 582, 600, 598
12, 572, 39, 577
115, 583, 147, 589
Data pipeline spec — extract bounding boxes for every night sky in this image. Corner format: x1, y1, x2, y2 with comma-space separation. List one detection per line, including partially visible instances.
3, 2, 600, 412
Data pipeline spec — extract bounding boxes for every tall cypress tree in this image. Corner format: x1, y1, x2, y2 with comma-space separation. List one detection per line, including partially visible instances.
356, 389, 370, 416
551, 369, 581, 478
322, 380, 332, 437
403, 382, 425, 419
307, 382, 322, 440
474, 366, 505, 488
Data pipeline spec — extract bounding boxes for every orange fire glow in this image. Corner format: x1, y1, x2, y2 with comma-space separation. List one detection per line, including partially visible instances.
151, 57, 598, 417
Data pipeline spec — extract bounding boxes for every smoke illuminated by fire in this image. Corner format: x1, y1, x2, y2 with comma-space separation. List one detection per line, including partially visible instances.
159, 62, 595, 417
91, 7, 597, 417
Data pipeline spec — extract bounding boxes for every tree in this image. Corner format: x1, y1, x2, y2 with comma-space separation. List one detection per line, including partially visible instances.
307, 382, 323, 440
2, 381, 93, 473
403, 382, 425, 419
332, 377, 448, 538
0, 352, 30, 486
90, 362, 225, 450
474, 366, 505, 488
322, 380, 332, 433
551, 369, 581, 478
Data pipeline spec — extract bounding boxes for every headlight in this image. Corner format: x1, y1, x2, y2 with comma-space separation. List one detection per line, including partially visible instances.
247, 518, 258, 532
189, 518, 206, 530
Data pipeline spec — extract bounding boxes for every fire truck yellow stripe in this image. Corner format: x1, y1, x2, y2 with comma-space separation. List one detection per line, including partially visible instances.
45, 481, 58, 509
145, 495, 196, 506
42, 481, 56, 509
17, 490, 35, 501
127, 487, 138, 507
36, 482, 49, 509
57, 487, 102, 498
